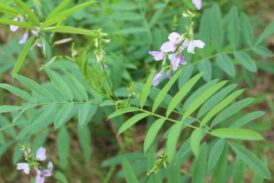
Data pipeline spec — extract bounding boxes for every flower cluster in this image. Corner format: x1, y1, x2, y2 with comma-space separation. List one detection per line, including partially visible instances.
10, 15, 42, 47
148, 30, 205, 86
16, 146, 53, 183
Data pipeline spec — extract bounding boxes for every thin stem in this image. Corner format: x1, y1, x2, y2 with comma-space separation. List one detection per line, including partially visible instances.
139, 108, 199, 129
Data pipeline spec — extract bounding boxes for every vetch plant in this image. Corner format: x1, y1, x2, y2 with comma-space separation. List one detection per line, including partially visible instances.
17, 145, 53, 183
0, 0, 273, 182
149, 11, 205, 85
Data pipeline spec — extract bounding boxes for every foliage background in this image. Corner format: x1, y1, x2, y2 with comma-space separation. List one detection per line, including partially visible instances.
0, 0, 273, 182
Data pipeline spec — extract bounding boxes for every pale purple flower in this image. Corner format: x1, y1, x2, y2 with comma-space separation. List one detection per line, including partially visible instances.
160, 32, 184, 53
35, 162, 53, 183
181, 39, 205, 54
19, 31, 29, 44
192, 0, 202, 10
31, 26, 40, 37
9, 15, 41, 45
160, 41, 177, 52
35, 170, 52, 183
168, 32, 182, 43
168, 54, 186, 71
36, 147, 46, 161
152, 72, 163, 86
148, 51, 164, 61
17, 162, 30, 174
10, 16, 24, 32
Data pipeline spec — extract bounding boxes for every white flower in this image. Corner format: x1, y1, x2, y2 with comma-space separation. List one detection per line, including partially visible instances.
181, 39, 205, 54
16, 162, 30, 174
192, 0, 202, 10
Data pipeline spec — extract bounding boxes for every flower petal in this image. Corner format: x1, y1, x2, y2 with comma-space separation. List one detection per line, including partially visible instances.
180, 56, 187, 65
19, 31, 29, 45
160, 41, 176, 52
168, 54, 182, 71
47, 161, 54, 170
36, 147, 46, 161
17, 162, 30, 174
168, 32, 181, 43
152, 72, 163, 86
10, 17, 20, 32
187, 40, 195, 54
35, 174, 45, 183
192, 0, 202, 10
193, 40, 205, 48
148, 51, 164, 61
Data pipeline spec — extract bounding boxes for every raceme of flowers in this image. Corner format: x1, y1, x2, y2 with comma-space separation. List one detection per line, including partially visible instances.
16, 146, 53, 183
148, 32, 205, 86
10, 15, 42, 47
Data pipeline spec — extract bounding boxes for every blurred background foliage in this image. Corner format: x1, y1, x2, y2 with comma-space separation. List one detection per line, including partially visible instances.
0, 0, 273, 182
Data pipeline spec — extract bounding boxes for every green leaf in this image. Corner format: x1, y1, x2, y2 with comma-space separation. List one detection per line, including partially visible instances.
167, 122, 183, 162
198, 60, 212, 81
57, 127, 70, 169
15, 0, 40, 25
0, 18, 32, 29
256, 22, 274, 45
212, 144, 228, 182
212, 98, 254, 127
122, 159, 139, 183
152, 69, 182, 112
166, 73, 202, 116
209, 4, 222, 50
183, 80, 218, 110
0, 83, 32, 101
139, 69, 156, 108
15, 75, 55, 101
234, 51, 257, 72
211, 128, 264, 141
230, 143, 271, 179
182, 81, 227, 121
191, 144, 208, 183
54, 103, 74, 128
108, 107, 139, 119
43, 0, 96, 27
78, 102, 97, 126
46, 0, 71, 20
78, 127, 92, 163
66, 73, 89, 101
0, 4, 18, 15
46, 69, 73, 101
208, 139, 225, 170
45, 26, 95, 36
12, 36, 35, 76
227, 6, 240, 49
241, 13, 254, 46
144, 118, 165, 153
233, 157, 245, 183
55, 171, 69, 183
111, 2, 138, 10
231, 111, 265, 127
200, 89, 244, 127
118, 113, 149, 134
115, 27, 146, 35
216, 53, 235, 77
0, 105, 22, 114
252, 46, 273, 57
190, 128, 203, 157
198, 84, 237, 118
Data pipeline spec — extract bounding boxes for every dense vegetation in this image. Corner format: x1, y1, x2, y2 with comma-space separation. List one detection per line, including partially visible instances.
0, 0, 273, 182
